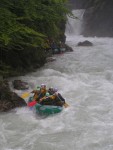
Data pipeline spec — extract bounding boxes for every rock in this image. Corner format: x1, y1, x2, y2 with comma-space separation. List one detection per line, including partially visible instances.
12, 80, 29, 90
46, 57, 56, 62
0, 80, 27, 112
0, 76, 3, 81
77, 40, 93, 46
65, 44, 73, 52
82, 2, 113, 37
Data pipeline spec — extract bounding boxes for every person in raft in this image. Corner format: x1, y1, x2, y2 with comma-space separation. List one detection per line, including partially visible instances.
31, 84, 49, 101
48, 87, 65, 104
31, 86, 41, 99
35, 84, 47, 102
39, 88, 65, 107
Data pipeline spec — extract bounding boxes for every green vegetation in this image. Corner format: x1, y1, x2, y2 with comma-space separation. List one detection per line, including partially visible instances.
0, 0, 70, 77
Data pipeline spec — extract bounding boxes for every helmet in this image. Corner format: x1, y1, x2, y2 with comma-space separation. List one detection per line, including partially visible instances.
41, 84, 46, 88
41, 83, 46, 86
53, 88, 58, 92
49, 87, 53, 90
48, 87, 54, 94
46, 92, 50, 97
37, 86, 40, 90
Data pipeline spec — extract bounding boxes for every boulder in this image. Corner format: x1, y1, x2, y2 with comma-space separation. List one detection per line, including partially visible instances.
0, 80, 27, 112
12, 80, 29, 90
77, 40, 93, 46
46, 57, 56, 62
65, 44, 73, 52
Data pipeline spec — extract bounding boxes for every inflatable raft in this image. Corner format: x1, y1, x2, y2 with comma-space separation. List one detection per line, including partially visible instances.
28, 97, 63, 115
35, 103, 63, 115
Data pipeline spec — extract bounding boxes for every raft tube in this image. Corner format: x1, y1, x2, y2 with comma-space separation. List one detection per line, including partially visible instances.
35, 103, 63, 115
28, 96, 63, 115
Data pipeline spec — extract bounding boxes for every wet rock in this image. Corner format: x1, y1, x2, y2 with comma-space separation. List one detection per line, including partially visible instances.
46, 57, 56, 62
0, 80, 27, 112
77, 40, 93, 46
81, 2, 113, 37
12, 80, 29, 90
65, 44, 73, 52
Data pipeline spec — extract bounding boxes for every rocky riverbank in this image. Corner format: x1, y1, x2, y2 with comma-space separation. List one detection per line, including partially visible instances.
0, 43, 73, 112
0, 80, 27, 112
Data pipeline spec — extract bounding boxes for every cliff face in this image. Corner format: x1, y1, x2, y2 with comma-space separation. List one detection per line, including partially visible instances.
69, 0, 87, 9
0, 80, 27, 112
82, 1, 113, 37
69, 0, 113, 37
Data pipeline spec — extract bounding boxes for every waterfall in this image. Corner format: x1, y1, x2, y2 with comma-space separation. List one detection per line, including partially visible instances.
65, 9, 85, 36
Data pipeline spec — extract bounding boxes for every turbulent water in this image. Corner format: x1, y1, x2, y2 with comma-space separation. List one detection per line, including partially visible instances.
1, 10, 113, 150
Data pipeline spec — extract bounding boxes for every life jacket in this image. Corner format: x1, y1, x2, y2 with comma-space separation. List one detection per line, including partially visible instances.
50, 95, 56, 100
36, 88, 47, 102
31, 90, 40, 99
39, 93, 64, 107
51, 93, 65, 103
39, 95, 64, 107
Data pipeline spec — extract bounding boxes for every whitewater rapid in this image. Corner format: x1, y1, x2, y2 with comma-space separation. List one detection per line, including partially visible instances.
1, 10, 113, 150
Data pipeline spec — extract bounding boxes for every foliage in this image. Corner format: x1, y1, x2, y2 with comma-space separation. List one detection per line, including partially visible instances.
0, 0, 70, 77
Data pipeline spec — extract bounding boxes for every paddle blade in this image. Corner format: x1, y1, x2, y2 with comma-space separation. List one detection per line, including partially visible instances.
64, 102, 69, 108
21, 92, 30, 99
27, 100, 37, 107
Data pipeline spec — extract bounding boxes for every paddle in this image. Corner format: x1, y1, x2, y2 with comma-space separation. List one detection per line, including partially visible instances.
63, 102, 69, 108
39, 92, 70, 108
27, 92, 43, 107
21, 87, 41, 99
27, 96, 69, 108
27, 100, 37, 107
55, 93, 69, 108
21, 91, 69, 108
20, 92, 36, 107
21, 92, 30, 99
28, 95, 47, 107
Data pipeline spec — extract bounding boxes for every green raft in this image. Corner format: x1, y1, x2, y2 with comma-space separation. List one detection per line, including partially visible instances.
28, 97, 63, 115
34, 103, 63, 115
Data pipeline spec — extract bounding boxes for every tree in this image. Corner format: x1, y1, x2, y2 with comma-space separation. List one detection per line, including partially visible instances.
0, 0, 70, 77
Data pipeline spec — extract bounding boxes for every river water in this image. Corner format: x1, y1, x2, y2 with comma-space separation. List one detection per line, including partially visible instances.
1, 10, 113, 150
